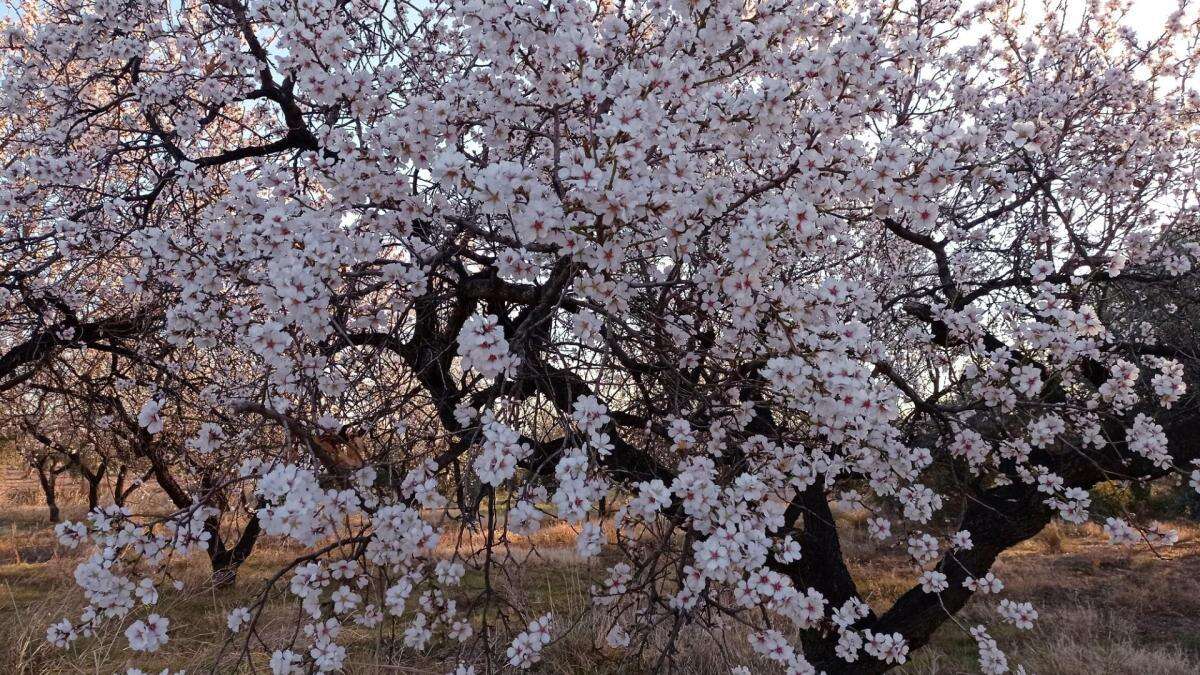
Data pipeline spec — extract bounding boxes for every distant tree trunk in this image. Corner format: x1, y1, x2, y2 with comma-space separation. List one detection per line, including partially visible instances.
206, 512, 263, 588
85, 476, 101, 511
34, 459, 60, 523
113, 465, 130, 506
135, 436, 265, 587
112, 465, 151, 506
80, 459, 106, 511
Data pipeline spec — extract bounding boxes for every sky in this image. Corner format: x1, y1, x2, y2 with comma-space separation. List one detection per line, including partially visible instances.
1063, 0, 1187, 39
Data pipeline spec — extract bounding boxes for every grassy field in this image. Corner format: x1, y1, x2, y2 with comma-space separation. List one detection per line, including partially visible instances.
0, 500, 1198, 674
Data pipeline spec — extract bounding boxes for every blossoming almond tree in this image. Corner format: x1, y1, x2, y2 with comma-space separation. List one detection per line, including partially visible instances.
2, 0, 1199, 672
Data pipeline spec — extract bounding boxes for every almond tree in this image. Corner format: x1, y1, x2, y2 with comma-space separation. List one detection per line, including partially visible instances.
4, 0, 1200, 672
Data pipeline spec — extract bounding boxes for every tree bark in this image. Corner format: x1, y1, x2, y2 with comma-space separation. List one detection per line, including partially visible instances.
33, 459, 60, 523
206, 512, 263, 588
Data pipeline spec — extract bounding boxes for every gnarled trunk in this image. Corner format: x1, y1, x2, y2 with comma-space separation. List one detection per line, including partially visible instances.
205, 512, 263, 589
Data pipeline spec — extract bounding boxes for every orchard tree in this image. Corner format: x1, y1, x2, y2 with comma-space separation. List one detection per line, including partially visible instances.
5, 380, 134, 519
2, 0, 1199, 672
2, 343, 284, 584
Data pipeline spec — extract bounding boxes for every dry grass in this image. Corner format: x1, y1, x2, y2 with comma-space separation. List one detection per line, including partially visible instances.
897, 521, 1200, 674
1, 500, 1198, 674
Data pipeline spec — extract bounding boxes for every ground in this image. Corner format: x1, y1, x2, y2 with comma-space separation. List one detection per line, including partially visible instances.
0, 500, 1197, 674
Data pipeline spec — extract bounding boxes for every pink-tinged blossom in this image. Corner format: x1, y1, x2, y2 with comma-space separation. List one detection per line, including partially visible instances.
125, 614, 169, 652
506, 614, 553, 669
457, 314, 518, 379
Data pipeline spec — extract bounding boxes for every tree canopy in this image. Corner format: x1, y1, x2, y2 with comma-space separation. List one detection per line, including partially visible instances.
1, 0, 1199, 672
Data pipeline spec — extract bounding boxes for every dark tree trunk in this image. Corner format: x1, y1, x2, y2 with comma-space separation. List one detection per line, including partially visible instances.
113, 466, 147, 506
113, 464, 126, 505
34, 460, 60, 523
206, 512, 263, 588
84, 473, 102, 511
83, 458, 107, 511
